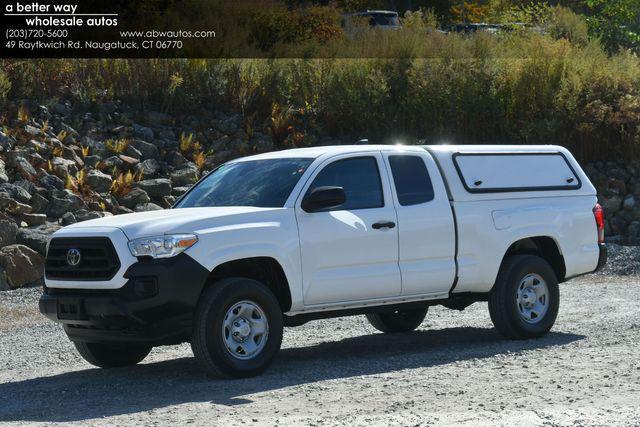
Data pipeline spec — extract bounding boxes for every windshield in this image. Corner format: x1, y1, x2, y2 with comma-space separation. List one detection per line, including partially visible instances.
175, 158, 313, 208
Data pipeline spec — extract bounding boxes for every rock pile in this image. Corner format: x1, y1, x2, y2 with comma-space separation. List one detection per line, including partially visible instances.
586, 162, 640, 245
0, 98, 282, 289
0, 98, 637, 290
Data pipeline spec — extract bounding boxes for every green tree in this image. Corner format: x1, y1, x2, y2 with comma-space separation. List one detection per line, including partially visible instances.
583, 0, 640, 52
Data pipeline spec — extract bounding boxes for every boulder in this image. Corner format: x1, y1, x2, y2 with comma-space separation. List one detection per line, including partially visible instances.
51, 156, 78, 179
130, 139, 159, 161
119, 188, 150, 209
0, 183, 32, 204
46, 191, 86, 218
81, 136, 109, 158
170, 164, 199, 186
16, 228, 48, 254
216, 114, 241, 134
74, 209, 112, 222
623, 195, 636, 211
101, 155, 124, 170
115, 205, 134, 215
62, 146, 84, 168
118, 154, 139, 169
60, 212, 77, 225
0, 131, 14, 152
134, 178, 172, 198
0, 244, 44, 289
24, 124, 42, 136
39, 174, 65, 191
133, 124, 154, 140
30, 193, 49, 214
165, 151, 187, 167
21, 213, 46, 226
0, 192, 32, 215
0, 220, 18, 247
602, 196, 622, 214
14, 156, 37, 180
27, 139, 50, 155
0, 159, 8, 183
84, 155, 101, 168
85, 169, 113, 193
609, 215, 627, 235
161, 195, 176, 208
13, 180, 36, 198
135, 159, 161, 177
52, 102, 71, 115
134, 202, 163, 212
125, 144, 143, 159
172, 186, 191, 197
16, 226, 58, 255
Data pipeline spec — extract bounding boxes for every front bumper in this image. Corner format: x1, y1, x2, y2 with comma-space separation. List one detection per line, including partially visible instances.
39, 253, 210, 345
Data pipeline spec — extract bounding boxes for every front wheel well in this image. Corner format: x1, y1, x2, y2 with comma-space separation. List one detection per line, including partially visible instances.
205, 257, 292, 312
502, 236, 566, 282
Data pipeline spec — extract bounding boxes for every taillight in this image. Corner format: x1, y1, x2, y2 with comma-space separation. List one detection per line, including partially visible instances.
593, 203, 605, 244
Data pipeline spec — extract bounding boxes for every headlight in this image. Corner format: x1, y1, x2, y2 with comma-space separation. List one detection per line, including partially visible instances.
128, 234, 198, 259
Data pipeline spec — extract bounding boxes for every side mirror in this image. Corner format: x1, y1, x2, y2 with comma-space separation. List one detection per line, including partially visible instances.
302, 186, 346, 213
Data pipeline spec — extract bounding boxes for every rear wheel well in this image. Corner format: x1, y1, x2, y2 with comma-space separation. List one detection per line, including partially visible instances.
502, 237, 566, 282
206, 257, 292, 312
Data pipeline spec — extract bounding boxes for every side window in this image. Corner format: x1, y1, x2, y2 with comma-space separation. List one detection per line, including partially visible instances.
388, 155, 435, 206
307, 156, 384, 210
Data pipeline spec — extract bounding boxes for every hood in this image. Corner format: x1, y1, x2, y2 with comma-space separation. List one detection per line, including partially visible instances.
65, 207, 289, 240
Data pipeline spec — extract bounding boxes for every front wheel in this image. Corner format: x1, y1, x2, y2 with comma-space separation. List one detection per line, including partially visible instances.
366, 307, 428, 333
489, 255, 560, 339
73, 341, 152, 368
191, 277, 283, 378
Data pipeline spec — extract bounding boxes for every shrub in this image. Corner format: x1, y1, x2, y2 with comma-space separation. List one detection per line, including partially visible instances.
1, 25, 639, 162
548, 6, 589, 46
0, 70, 10, 103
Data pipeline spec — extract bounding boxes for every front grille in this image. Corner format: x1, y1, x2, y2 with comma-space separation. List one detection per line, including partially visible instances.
46, 237, 121, 281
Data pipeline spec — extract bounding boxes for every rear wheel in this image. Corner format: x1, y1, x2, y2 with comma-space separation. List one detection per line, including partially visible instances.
191, 277, 283, 378
489, 255, 559, 339
366, 307, 428, 333
73, 341, 152, 368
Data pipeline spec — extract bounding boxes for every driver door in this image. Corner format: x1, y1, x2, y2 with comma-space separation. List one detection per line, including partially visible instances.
295, 153, 401, 307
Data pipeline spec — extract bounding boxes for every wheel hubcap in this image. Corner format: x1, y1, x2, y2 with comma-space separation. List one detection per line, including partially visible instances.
516, 273, 549, 324
222, 301, 269, 360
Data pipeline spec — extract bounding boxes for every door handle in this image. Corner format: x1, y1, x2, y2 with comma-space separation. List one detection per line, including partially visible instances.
372, 221, 396, 230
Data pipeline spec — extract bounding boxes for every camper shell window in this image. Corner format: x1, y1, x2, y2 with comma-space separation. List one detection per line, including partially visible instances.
453, 152, 581, 193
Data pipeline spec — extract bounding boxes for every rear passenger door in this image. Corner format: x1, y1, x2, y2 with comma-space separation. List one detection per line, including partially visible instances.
296, 153, 401, 306
383, 152, 456, 297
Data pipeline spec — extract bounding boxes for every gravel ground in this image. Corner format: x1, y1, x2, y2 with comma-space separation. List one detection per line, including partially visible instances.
0, 274, 639, 426
597, 244, 640, 276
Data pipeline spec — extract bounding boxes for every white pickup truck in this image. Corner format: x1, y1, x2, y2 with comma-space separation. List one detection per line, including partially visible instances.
39, 145, 607, 378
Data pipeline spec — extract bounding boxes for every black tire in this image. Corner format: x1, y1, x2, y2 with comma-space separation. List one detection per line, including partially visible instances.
366, 307, 428, 333
191, 277, 283, 378
73, 341, 152, 368
488, 255, 560, 340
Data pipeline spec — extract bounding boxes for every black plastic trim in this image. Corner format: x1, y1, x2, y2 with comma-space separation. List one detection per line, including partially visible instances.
452, 151, 582, 194
594, 243, 607, 272
39, 253, 210, 345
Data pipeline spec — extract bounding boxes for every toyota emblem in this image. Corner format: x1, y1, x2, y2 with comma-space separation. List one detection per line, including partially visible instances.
66, 248, 81, 267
